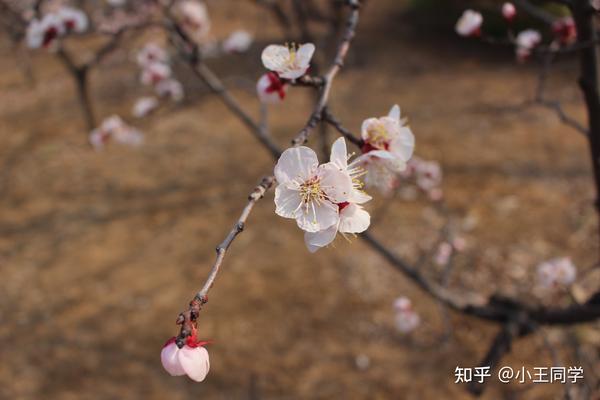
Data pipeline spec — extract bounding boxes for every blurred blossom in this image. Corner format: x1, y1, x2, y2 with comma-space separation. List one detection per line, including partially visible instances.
132, 97, 159, 118
434, 242, 453, 266
393, 296, 420, 333
56, 7, 88, 33
256, 72, 287, 104
355, 354, 370, 371
593, 0, 600, 11
26, 14, 65, 49
552, 17, 577, 46
536, 257, 577, 289
515, 29, 542, 62
222, 30, 253, 54
261, 43, 315, 80
140, 62, 172, 85
352, 105, 414, 195
502, 3, 516, 22
137, 43, 169, 68
89, 115, 144, 150
455, 10, 483, 37
175, 0, 211, 42
304, 138, 371, 253
155, 79, 184, 102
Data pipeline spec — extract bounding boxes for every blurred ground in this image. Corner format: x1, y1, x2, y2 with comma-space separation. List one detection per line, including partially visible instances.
1, 1, 599, 399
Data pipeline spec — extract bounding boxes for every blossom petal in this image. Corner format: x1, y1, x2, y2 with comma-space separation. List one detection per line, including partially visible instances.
304, 224, 338, 253
338, 203, 370, 233
274, 185, 302, 219
261, 44, 290, 72
178, 346, 210, 382
274, 147, 319, 184
329, 137, 348, 170
319, 163, 353, 203
295, 199, 338, 232
388, 104, 401, 122
161, 342, 186, 376
295, 43, 315, 67
389, 127, 415, 162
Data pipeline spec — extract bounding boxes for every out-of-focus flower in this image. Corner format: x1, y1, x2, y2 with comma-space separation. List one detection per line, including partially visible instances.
537, 257, 577, 289
261, 43, 315, 80
175, 0, 211, 41
137, 43, 169, 68
304, 138, 371, 252
222, 30, 253, 53
455, 10, 483, 37
515, 29, 542, 62
256, 72, 287, 104
351, 105, 415, 195
56, 7, 88, 33
593, 0, 600, 11
274, 145, 352, 233
552, 17, 577, 46
140, 62, 172, 85
161, 328, 210, 382
502, 3, 516, 22
132, 96, 159, 118
26, 14, 65, 49
89, 115, 144, 150
434, 242, 453, 266
393, 297, 420, 333
155, 78, 184, 101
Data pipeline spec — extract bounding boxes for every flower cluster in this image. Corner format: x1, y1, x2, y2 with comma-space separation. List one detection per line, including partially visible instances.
536, 257, 577, 289
393, 297, 420, 333
89, 115, 143, 150
456, 4, 577, 62
257, 42, 315, 104
161, 327, 211, 382
135, 42, 183, 116
274, 138, 371, 252
352, 105, 415, 195
26, 7, 88, 49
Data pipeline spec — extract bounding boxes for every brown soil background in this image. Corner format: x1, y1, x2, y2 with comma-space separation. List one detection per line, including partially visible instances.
1, 1, 599, 399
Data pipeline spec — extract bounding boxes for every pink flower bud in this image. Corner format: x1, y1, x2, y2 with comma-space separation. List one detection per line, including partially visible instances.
502, 3, 516, 22
161, 333, 211, 382
552, 17, 577, 46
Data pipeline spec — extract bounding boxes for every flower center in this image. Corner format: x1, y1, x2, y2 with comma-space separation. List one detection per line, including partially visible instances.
43, 26, 58, 47
364, 122, 390, 151
299, 176, 326, 205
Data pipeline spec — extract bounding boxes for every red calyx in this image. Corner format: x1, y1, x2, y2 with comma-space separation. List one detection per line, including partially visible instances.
65, 20, 75, 32
42, 27, 59, 48
337, 202, 350, 211
265, 72, 286, 100
163, 336, 177, 348
552, 19, 576, 44
361, 141, 389, 154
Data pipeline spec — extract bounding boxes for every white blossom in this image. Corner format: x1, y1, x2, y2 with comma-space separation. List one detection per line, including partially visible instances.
352, 105, 415, 195
515, 29, 542, 61
140, 62, 172, 86
393, 297, 420, 333
304, 138, 371, 252
155, 78, 184, 102
455, 10, 483, 37
175, 0, 211, 42
274, 145, 353, 233
537, 257, 577, 289
222, 30, 253, 54
261, 43, 315, 80
137, 43, 169, 68
89, 115, 143, 150
502, 3, 516, 21
56, 7, 88, 33
132, 96, 159, 118
26, 14, 65, 49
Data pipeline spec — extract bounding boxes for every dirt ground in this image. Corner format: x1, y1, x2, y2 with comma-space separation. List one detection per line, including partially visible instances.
1, 1, 599, 399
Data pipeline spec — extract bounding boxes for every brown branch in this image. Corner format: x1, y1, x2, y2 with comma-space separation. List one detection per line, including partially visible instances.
322, 108, 363, 147
175, 176, 275, 346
